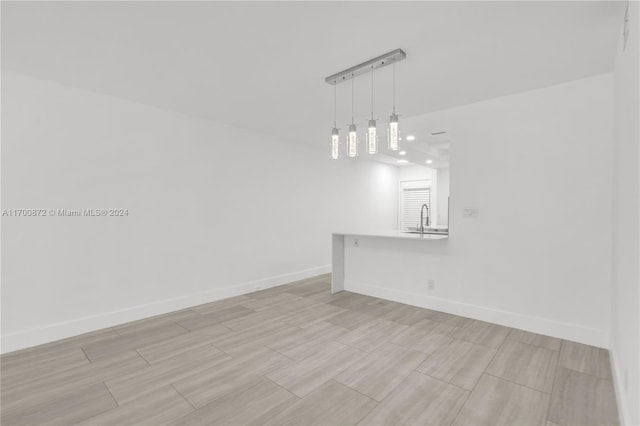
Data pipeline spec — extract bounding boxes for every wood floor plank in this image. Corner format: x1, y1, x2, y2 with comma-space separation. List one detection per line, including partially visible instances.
247, 284, 296, 300
286, 274, 329, 288
136, 325, 235, 364
176, 305, 254, 331
547, 367, 619, 426
285, 279, 331, 298
304, 287, 338, 303
1, 346, 90, 389
425, 311, 475, 328
558, 341, 613, 379
1, 382, 117, 426
275, 321, 351, 361
334, 342, 428, 401
79, 386, 194, 426
326, 310, 378, 330
262, 326, 317, 352
352, 298, 401, 317
220, 309, 289, 331
506, 329, 562, 351
486, 340, 559, 392
286, 273, 331, 287
212, 320, 301, 351
416, 339, 496, 390
191, 294, 255, 315
453, 374, 550, 426
279, 302, 346, 327
82, 323, 188, 361
359, 372, 469, 426
266, 340, 366, 397
241, 292, 305, 310
417, 318, 460, 335
171, 377, 298, 426
265, 320, 345, 355
286, 285, 331, 299
392, 330, 455, 355
1, 350, 148, 411
1, 343, 76, 372
328, 292, 379, 311
105, 345, 231, 404
453, 320, 511, 349
270, 294, 321, 313
390, 318, 457, 354
265, 380, 377, 426
54, 327, 122, 347
1, 328, 117, 369
112, 309, 199, 336
336, 319, 409, 353
172, 345, 291, 408
380, 304, 434, 325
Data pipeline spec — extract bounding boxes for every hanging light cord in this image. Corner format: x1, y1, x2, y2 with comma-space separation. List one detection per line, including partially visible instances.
371, 65, 374, 120
351, 73, 355, 125
392, 59, 396, 114
334, 81, 337, 128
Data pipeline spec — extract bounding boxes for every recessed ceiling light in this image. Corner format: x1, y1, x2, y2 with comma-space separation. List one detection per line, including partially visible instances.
426, 159, 433, 164
406, 135, 415, 141
399, 151, 406, 156
397, 159, 409, 164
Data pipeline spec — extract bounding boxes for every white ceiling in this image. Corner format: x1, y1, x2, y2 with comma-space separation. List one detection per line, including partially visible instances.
1, 1, 625, 163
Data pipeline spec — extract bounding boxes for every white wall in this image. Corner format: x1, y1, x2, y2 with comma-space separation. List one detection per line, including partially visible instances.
0, 71, 399, 353
344, 74, 614, 347
610, 2, 639, 424
398, 164, 436, 182
436, 168, 450, 227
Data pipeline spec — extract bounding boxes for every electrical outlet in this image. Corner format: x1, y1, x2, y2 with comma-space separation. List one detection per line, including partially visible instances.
428, 279, 435, 290
463, 207, 480, 218
354, 238, 359, 247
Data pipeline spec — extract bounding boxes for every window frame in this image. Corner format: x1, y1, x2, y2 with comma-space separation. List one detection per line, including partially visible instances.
398, 179, 435, 231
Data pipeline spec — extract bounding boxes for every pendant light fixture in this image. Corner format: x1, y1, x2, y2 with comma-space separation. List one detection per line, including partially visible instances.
366, 65, 378, 154
347, 73, 358, 157
388, 58, 400, 151
325, 49, 406, 159
331, 81, 340, 159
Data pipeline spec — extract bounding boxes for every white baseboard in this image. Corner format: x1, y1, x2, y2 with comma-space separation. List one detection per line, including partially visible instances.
345, 280, 608, 348
1, 265, 331, 354
609, 346, 631, 426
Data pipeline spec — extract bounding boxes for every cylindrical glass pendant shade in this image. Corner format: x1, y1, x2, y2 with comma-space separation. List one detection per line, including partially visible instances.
366, 120, 378, 154
331, 128, 340, 159
388, 113, 400, 150
348, 124, 358, 157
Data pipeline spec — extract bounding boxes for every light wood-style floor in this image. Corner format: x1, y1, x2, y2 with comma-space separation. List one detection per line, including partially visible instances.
1, 274, 619, 426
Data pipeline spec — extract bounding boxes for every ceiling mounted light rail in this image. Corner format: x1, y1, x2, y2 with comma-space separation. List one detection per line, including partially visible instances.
326, 49, 407, 160
325, 49, 406, 85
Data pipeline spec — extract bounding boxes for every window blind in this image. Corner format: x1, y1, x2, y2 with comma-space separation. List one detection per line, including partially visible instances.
402, 187, 431, 231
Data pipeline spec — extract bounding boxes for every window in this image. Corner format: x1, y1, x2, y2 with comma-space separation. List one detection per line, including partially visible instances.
399, 180, 432, 231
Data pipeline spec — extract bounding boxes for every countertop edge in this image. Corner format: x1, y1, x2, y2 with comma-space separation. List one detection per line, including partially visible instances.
332, 231, 449, 241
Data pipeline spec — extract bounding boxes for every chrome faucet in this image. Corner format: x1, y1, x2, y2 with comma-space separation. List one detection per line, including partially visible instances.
420, 204, 430, 236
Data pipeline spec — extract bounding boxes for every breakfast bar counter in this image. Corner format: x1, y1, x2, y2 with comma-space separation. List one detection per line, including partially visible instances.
332, 230, 448, 293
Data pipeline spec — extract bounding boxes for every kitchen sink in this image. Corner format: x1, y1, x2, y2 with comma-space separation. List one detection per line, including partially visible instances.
404, 228, 449, 235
